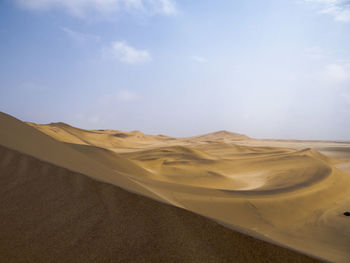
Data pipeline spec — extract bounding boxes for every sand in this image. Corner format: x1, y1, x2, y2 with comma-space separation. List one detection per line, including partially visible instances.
1, 111, 350, 262
0, 144, 319, 263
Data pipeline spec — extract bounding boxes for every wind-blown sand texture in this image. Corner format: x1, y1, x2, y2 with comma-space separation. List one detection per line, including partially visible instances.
1, 112, 350, 262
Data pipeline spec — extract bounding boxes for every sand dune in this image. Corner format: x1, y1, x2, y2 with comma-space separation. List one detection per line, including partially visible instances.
2, 111, 350, 262
185, 130, 250, 142
0, 144, 319, 263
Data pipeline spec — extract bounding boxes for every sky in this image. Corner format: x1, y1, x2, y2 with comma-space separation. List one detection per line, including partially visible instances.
0, 0, 350, 140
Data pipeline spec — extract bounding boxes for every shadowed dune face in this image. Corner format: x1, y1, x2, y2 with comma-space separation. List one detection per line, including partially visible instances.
0, 145, 320, 263
2, 112, 350, 262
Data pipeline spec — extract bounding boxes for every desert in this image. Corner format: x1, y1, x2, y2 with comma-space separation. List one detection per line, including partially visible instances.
2, 1, 350, 262
1, 112, 350, 262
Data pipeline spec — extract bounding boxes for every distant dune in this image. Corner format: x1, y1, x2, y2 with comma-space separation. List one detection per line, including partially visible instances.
1, 111, 350, 262
186, 130, 250, 142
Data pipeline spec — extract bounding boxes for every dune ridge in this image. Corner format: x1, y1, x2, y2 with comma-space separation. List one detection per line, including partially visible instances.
2, 112, 350, 262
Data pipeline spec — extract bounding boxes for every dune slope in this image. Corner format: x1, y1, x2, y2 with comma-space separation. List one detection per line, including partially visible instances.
0, 145, 320, 263
2, 112, 350, 262
0, 113, 169, 203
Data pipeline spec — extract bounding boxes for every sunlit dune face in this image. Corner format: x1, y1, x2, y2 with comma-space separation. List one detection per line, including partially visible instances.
121, 145, 332, 193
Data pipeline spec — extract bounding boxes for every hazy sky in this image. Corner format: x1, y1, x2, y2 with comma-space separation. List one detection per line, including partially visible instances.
1, 0, 350, 140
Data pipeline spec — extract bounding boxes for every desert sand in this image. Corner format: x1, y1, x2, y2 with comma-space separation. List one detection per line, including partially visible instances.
1, 111, 350, 262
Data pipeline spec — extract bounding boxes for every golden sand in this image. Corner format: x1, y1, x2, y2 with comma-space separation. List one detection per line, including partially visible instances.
1, 112, 350, 262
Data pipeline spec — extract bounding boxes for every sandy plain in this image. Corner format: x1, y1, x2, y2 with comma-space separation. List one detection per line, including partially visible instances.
1, 111, 350, 262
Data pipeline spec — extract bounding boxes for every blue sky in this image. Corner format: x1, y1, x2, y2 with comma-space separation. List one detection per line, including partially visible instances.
1, 0, 350, 140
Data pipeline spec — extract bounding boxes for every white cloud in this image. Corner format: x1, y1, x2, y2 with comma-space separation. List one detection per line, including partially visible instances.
324, 63, 350, 82
15, 0, 177, 18
303, 0, 350, 22
190, 56, 208, 63
148, 0, 177, 15
104, 41, 151, 64
60, 27, 100, 44
315, 62, 350, 84
306, 47, 350, 85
